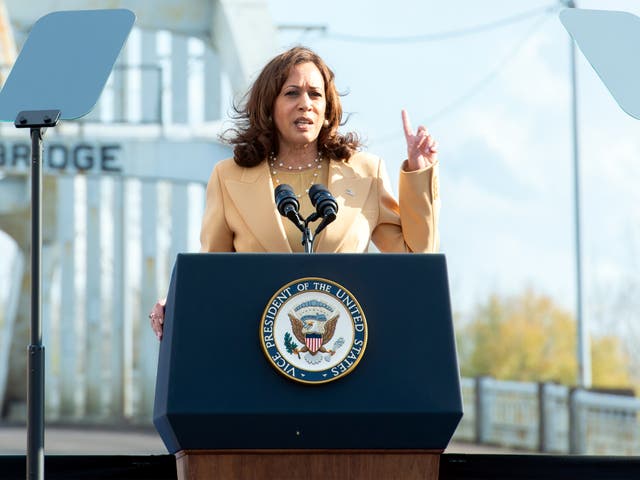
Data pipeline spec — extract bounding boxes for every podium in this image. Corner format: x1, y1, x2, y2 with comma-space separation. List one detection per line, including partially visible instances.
154, 253, 462, 480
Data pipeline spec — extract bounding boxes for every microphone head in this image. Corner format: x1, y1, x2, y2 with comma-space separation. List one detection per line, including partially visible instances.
275, 183, 295, 198
308, 184, 326, 207
308, 184, 338, 218
274, 183, 299, 217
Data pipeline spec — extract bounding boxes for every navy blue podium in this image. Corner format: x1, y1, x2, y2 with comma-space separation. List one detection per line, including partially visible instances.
154, 253, 462, 479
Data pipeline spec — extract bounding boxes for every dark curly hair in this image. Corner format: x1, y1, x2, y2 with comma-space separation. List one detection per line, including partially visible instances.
224, 46, 361, 167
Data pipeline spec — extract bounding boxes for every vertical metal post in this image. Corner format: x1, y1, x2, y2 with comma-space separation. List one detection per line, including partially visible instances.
27, 127, 45, 480
475, 376, 490, 444
564, 0, 591, 388
171, 34, 189, 124
110, 179, 125, 418
538, 382, 546, 452
568, 387, 584, 454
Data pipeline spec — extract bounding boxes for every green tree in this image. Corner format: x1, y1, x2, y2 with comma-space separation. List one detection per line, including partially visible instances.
457, 289, 632, 389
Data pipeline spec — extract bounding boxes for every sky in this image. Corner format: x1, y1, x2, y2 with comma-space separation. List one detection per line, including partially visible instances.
267, 0, 640, 334
0, 0, 638, 338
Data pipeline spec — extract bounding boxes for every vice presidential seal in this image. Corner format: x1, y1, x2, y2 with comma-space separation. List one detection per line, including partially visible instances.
260, 277, 368, 384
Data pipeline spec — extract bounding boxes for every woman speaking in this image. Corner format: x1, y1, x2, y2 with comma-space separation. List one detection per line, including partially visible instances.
150, 46, 440, 338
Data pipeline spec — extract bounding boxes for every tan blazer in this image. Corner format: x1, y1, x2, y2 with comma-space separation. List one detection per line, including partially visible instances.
200, 152, 440, 253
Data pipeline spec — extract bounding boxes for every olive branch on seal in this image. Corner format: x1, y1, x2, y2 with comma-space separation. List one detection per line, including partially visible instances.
284, 332, 301, 359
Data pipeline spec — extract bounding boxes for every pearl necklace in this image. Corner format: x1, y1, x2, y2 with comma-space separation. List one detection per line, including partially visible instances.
269, 152, 323, 198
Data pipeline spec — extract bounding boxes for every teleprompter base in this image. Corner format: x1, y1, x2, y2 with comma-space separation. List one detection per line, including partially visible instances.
175, 449, 442, 480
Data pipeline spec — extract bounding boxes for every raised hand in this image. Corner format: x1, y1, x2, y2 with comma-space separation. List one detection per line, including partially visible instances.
402, 109, 438, 171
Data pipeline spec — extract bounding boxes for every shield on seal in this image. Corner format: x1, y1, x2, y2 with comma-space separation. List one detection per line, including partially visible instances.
305, 333, 323, 353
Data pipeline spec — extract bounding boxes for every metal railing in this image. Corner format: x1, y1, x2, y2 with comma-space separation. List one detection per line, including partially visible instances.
453, 376, 640, 455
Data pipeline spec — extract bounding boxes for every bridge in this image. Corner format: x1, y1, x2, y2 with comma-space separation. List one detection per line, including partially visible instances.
0, 0, 275, 423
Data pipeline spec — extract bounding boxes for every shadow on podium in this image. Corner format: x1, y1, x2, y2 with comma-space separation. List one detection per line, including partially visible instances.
1, 454, 640, 479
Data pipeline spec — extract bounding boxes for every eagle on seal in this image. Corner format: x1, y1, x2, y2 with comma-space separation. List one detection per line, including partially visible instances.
288, 310, 339, 356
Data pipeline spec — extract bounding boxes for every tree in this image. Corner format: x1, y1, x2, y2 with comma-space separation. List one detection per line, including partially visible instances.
456, 288, 632, 389
589, 235, 640, 390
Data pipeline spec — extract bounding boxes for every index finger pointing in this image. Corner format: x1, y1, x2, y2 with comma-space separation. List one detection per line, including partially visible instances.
401, 109, 414, 138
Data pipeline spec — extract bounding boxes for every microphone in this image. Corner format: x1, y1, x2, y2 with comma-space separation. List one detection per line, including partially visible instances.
308, 184, 338, 235
274, 184, 304, 232
309, 184, 338, 222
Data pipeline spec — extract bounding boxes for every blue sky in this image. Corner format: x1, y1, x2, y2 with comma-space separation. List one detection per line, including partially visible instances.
268, 0, 640, 332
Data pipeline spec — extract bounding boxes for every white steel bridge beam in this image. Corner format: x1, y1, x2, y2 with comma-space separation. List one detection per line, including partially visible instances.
3, 0, 277, 92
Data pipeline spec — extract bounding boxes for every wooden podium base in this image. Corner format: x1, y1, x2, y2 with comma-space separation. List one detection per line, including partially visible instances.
176, 449, 442, 480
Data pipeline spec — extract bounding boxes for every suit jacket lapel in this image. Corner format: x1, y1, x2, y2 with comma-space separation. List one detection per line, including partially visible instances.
315, 160, 373, 252
224, 161, 292, 252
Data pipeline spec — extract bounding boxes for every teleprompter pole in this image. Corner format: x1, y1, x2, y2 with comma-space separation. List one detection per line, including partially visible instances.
16, 110, 61, 480
28, 126, 44, 480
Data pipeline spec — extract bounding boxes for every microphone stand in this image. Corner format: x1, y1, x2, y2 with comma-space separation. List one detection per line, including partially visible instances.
301, 213, 320, 253
275, 184, 336, 254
